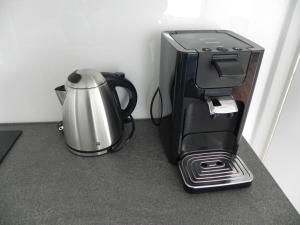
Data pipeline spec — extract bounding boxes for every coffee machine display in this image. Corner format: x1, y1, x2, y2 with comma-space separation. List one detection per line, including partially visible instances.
151, 30, 264, 192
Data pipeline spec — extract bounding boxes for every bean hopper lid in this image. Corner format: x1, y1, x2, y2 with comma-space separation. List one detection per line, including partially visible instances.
66, 69, 106, 89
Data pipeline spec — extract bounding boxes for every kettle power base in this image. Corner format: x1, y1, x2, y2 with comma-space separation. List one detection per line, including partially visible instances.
179, 151, 253, 193
68, 148, 108, 157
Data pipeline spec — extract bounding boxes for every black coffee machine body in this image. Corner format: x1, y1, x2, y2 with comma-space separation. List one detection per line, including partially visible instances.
154, 30, 264, 192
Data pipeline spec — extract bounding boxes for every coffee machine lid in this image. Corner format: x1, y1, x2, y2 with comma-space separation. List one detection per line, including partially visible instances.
170, 31, 252, 52
66, 69, 106, 89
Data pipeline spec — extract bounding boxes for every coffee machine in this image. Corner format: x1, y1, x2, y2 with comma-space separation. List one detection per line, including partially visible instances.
151, 30, 264, 192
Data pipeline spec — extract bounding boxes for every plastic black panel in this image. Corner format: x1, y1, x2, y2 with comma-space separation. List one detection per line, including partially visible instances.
171, 31, 252, 51
196, 51, 251, 88
183, 99, 244, 135
182, 132, 236, 154
157, 30, 264, 165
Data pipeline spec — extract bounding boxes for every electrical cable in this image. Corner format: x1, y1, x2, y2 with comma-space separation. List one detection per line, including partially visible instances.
150, 87, 163, 126
110, 115, 135, 153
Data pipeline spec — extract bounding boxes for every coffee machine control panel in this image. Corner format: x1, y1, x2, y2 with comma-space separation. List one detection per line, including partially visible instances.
171, 31, 252, 88
195, 51, 251, 89
171, 31, 252, 52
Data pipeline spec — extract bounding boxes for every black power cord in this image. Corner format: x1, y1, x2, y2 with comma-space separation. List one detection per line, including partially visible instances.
150, 87, 163, 126
110, 115, 135, 152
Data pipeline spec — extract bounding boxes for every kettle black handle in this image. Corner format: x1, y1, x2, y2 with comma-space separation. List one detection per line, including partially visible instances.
102, 72, 137, 120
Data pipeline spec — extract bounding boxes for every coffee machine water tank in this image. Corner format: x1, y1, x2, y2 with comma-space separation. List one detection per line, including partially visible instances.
152, 30, 264, 192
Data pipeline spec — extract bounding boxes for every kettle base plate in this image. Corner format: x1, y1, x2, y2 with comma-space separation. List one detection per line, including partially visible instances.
179, 151, 253, 192
68, 148, 108, 157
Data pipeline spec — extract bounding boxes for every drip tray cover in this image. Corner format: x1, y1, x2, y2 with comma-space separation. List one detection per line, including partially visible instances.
179, 151, 253, 192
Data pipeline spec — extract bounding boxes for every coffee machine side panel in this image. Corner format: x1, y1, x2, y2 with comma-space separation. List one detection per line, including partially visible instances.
159, 35, 177, 118
232, 50, 264, 150
158, 32, 198, 163
158, 34, 179, 163
159, 32, 197, 117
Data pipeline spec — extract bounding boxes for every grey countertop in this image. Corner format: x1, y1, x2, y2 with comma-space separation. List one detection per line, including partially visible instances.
0, 120, 299, 225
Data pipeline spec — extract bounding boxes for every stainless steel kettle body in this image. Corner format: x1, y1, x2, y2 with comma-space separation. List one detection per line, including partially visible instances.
55, 69, 137, 156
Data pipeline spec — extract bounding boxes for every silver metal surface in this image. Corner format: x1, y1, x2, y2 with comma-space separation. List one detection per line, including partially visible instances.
62, 83, 123, 153
56, 70, 124, 154
66, 69, 106, 89
179, 151, 253, 191
55, 86, 67, 105
206, 96, 238, 115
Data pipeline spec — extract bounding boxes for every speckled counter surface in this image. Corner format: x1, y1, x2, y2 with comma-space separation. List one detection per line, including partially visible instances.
0, 120, 299, 225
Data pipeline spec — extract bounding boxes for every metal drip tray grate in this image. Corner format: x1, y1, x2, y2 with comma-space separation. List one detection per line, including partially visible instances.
179, 151, 253, 192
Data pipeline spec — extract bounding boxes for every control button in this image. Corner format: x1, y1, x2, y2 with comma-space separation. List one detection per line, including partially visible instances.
216, 47, 228, 52
233, 47, 242, 51
202, 48, 212, 52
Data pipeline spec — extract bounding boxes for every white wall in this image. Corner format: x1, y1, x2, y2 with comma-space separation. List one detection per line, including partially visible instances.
259, 1, 300, 213
250, 0, 300, 158
0, 0, 291, 148
264, 52, 300, 213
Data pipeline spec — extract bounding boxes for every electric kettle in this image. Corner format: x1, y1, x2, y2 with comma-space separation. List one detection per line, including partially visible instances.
55, 69, 137, 156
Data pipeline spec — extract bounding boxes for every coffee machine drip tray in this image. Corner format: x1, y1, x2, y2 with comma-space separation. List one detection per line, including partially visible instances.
179, 151, 253, 192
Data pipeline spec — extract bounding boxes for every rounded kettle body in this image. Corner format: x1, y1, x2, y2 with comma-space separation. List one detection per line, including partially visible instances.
63, 83, 123, 155
55, 69, 137, 156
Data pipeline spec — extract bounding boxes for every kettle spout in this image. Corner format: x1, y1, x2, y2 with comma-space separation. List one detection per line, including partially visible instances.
55, 85, 67, 105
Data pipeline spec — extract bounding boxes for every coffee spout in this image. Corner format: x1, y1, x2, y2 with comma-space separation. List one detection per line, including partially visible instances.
55, 85, 67, 105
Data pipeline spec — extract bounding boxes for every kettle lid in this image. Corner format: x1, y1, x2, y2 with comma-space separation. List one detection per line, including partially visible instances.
66, 69, 106, 89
